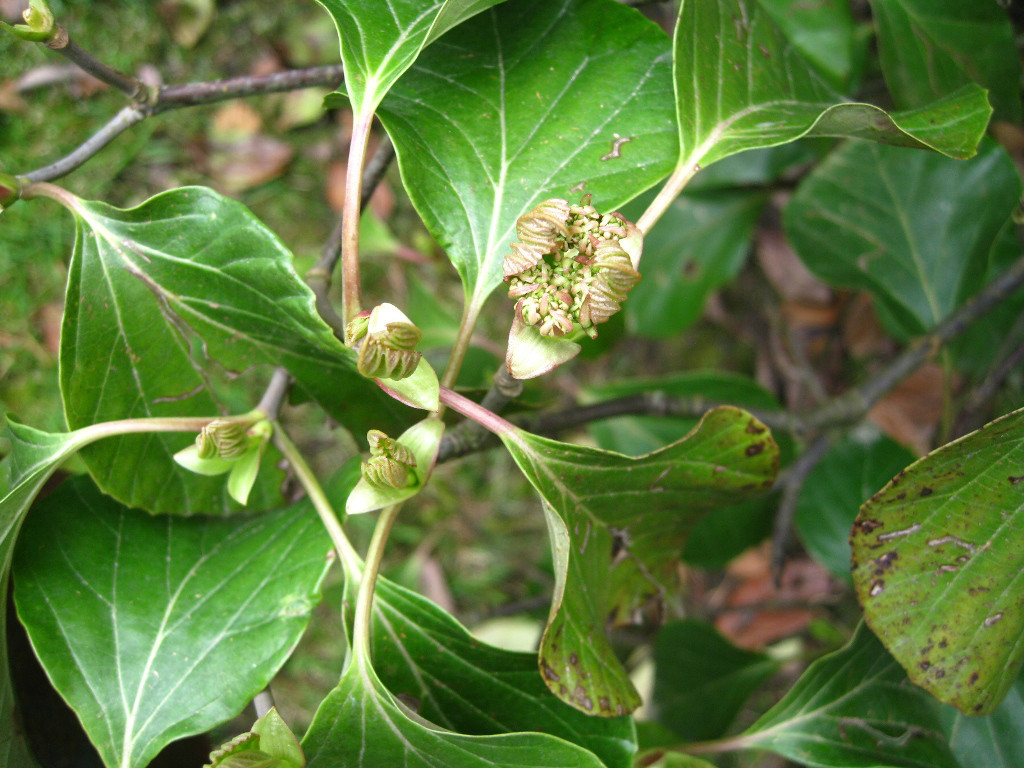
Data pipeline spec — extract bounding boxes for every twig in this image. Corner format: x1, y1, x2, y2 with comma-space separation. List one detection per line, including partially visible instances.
45, 26, 146, 100
256, 368, 292, 421
22, 106, 146, 182
252, 688, 275, 719
770, 433, 832, 585
18, 65, 346, 182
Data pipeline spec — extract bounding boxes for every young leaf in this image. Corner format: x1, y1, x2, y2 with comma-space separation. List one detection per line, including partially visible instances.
672, 0, 991, 172
316, 0, 503, 116
784, 139, 1021, 339
850, 406, 1024, 716
500, 406, 778, 715
795, 429, 915, 582
13, 476, 334, 768
869, 0, 1022, 123
346, 568, 636, 768
652, 620, 779, 742
56, 185, 407, 514
377, 0, 677, 313
736, 623, 960, 768
301, 652, 608, 768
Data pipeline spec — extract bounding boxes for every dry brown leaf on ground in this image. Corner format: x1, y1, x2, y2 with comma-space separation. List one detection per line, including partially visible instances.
868, 363, 946, 455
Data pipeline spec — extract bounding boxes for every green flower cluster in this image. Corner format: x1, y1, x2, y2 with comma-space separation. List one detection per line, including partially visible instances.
361, 429, 418, 489
504, 195, 641, 339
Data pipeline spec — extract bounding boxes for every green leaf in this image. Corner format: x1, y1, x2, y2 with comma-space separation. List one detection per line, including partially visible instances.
673, 0, 992, 172
316, 0, 504, 116
377, 0, 677, 312
738, 623, 959, 768
501, 406, 778, 715
622, 190, 766, 338
58, 186, 405, 515
584, 372, 789, 568
758, 0, 857, 89
250, 708, 305, 768
12, 476, 333, 768
784, 139, 1021, 339
355, 572, 636, 768
869, 0, 1022, 123
0, 419, 95, 768
301, 649, 608, 768
940, 671, 1024, 768
652, 620, 779, 742
850, 406, 1024, 716
796, 429, 915, 582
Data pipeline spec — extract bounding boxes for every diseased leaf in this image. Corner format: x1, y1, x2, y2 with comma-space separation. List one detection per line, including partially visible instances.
796, 429, 915, 582
13, 476, 333, 768
869, 0, 1022, 123
58, 186, 407, 515
652, 620, 778, 742
316, 0, 504, 115
501, 406, 778, 715
850, 406, 1024, 716
940, 671, 1024, 768
672, 0, 991, 175
738, 623, 959, 768
377, 0, 677, 312
784, 139, 1021, 339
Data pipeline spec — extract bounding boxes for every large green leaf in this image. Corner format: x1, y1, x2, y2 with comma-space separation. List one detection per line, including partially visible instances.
352, 570, 636, 767
13, 476, 333, 768
941, 671, 1024, 768
377, 0, 677, 311
850, 406, 1024, 715
784, 139, 1021, 339
584, 372, 788, 569
501, 406, 778, 715
736, 623, 959, 768
652, 620, 778, 742
759, 0, 858, 89
302, 643, 608, 768
796, 429, 915, 583
672, 0, 991, 173
316, 0, 503, 115
58, 186, 406, 515
622, 190, 766, 338
0, 419, 96, 768
869, 0, 1022, 123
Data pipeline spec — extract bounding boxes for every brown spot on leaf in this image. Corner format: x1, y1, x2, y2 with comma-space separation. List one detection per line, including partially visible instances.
919, 661, 931, 671
746, 421, 766, 435
1010, 476, 1024, 485
568, 653, 579, 666
542, 663, 560, 682
573, 686, 594, 711
599, 696, 611, 713
745, 443, 765, 457
935, 669, 946, 678
872, 551, 899, 575
969, 672, 979, 685
857, 519, 883, 533
920, 486, 934, 497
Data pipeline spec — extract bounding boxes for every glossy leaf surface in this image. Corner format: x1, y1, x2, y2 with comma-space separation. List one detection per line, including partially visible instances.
758, 0, 857, 89
378, 0, 676, 311
652, 620, 778, 742
302, 650, 607, 768
796, 429, 915, 582
316, 0, 503, 115
13, 476, 333, 768
672, 0, 991, 173
502, 406, 778, 715
739, 623, 959, 767
869, 0, 1021, 122
785, 139, 1021, 339
850, 407, 1024, 715
59, 186, 405, 514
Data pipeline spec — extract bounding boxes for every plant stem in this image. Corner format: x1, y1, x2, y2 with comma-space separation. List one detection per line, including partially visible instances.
351, 504, 401, 662
635, 154, 703, 236
271, 424, 360, 573
21, 106, 146, 182
340, 110, 374, 328
256, 368, 292, 421
46, 27, 146, 100
438, 386, 517, 438
439, 301, 482, 392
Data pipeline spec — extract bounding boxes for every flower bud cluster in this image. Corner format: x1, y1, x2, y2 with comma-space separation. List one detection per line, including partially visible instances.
504, 196, 640, 339
361, 429, 418, 489
195, 418, 255, 460
346, 304, 422, 380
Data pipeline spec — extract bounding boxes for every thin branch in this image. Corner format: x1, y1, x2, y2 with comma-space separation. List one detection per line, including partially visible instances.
46, 26, 146, 99
256, 367, 293, 421
17, 65, 346, 182
771, 433, 832, 585
22, 106, 146, 182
